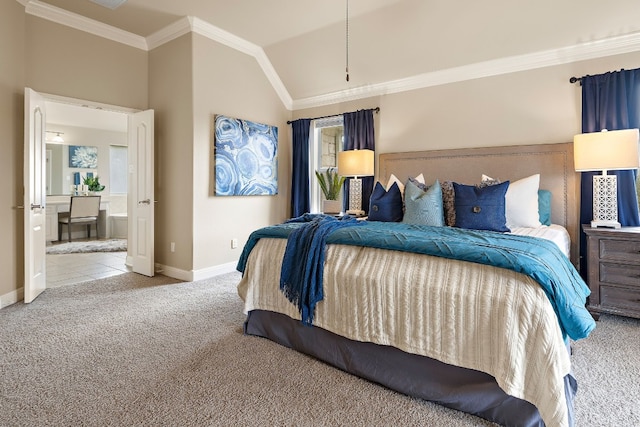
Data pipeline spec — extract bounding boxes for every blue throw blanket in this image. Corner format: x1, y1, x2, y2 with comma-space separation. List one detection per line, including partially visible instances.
237, 221, 595, 340
279, 214, 363, 325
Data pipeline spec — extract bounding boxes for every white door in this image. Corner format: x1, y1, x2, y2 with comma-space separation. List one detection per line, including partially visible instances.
128, 110, 155, 276
23, 88, 47, 303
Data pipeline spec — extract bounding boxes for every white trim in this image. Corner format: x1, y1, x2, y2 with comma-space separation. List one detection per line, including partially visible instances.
294, 31, 640, 110
24, 0, 147, 50
155, 261, 238, 282
155, 263, 192, 282
0, 287, 23, 309
192, 261, 238, 282
20, 0, 640, 110
145, 16, 192, 51
188, 17, 293, 109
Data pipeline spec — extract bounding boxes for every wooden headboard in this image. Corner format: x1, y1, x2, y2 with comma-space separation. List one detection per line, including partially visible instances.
378, 143, 580, 266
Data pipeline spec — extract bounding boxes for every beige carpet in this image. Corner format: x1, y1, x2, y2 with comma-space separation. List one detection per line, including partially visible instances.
0, 272, 638, 426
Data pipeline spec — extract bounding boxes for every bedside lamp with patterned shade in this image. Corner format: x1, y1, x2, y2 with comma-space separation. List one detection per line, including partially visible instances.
574, 128, 640, 228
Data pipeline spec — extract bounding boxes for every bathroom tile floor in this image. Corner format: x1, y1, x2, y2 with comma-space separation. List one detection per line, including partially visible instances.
46, 250, 130, 288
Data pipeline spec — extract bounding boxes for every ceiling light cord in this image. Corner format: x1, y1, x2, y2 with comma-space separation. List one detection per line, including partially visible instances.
346, 0, 349, 82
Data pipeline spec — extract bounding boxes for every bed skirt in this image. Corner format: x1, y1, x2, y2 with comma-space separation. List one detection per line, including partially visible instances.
244, 309, 577, 427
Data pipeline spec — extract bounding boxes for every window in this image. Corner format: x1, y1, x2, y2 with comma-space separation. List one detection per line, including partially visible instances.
109, 145, 128, 194
309, 116, 344, 213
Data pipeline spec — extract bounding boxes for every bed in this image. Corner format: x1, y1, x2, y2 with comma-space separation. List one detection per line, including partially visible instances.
237, 142, 595, 427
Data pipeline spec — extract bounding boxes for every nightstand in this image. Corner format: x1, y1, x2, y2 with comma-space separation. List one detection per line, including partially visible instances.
582, 225, 640, 320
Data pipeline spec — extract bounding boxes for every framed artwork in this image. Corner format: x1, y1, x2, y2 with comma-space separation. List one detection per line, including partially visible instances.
214, 115, 278, 196
68, 145, 98, 168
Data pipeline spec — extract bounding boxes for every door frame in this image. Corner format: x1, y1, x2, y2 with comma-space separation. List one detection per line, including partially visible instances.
25, 90, 155, 300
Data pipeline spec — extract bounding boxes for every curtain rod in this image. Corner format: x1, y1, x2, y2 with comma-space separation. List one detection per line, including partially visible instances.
569, 68, 632, 85
287, 107, 379, 125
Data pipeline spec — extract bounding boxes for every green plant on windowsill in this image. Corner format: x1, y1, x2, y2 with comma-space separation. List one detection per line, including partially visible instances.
83, 175, 105, 192
315, 168, 345, 201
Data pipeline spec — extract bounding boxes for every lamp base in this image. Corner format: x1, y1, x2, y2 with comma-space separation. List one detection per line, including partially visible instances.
590, 219, 621, 229
591, 173, 620, 229
346, 209, 365, 216
348, 177, 363, 214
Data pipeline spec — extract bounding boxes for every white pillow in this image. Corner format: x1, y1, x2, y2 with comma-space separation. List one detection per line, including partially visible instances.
387, 173, 425, 196
482, 174, 541, 229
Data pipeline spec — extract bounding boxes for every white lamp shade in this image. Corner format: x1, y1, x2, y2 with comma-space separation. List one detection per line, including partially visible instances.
338, 149, 374, 177
574, 128, 640, 171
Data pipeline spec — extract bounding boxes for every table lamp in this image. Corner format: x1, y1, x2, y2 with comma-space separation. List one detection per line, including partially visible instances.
574, 128, 640, 228
338, 149, 374, 216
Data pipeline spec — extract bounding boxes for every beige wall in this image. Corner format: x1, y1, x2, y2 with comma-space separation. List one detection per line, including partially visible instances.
149, 34, 194, 273
0, 1, 26, 303
191, 34, 291, 272
294, 51, 640, 177
24, 16, 148, 110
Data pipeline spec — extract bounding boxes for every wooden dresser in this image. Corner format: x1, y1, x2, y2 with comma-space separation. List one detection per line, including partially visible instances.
583, 225, 640, 320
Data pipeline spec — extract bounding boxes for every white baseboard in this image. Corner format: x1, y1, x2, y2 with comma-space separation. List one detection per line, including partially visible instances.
0, 287, 23, 309
155, 261, 238, 282
192, 261, 238, 281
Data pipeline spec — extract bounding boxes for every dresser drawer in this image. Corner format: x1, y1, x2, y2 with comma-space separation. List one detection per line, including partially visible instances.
599, 239, 640, 263
600, 262, 640, 287
600, 285, 640, 315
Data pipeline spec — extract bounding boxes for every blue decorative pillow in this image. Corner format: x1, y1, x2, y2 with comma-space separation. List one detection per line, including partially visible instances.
453, 181, 510, 232
538, 189, 552, 226
368, 182, 403, 222
402, 179, 444, 226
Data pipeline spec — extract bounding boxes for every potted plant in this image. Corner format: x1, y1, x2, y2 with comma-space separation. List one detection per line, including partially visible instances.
83, 175, 105, 194
315, 168, 345, 214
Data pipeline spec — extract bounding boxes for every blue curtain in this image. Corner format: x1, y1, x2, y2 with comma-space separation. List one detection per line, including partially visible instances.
290, 119, 311, 217
579, 68, 640, 274
343, 109, 376, 214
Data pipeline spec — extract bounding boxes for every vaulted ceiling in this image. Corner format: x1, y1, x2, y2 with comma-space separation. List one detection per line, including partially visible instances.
24, 0, 640, 110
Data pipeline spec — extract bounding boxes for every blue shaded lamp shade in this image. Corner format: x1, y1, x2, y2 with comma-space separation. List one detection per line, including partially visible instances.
73, 172, 81, 186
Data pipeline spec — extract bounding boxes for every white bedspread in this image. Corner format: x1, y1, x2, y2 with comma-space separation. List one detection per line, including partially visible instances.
238, 237, 572, 427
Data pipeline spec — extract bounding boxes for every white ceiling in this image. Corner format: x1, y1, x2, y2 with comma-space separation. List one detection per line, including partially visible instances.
27, 0, 640, 111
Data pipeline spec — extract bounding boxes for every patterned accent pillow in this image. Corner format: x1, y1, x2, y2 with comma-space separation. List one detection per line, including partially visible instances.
402, 179, 444, 226
368, 181, 403, 222
453, 181, 510, 232
441, 180, 456, 226
479, 174, 501, 187
386, 173, 425, 198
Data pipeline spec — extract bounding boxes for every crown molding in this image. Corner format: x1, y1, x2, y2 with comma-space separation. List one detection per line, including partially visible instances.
151, 16, 293, 109
24, 0, 147, 50
293, 31, 640, 110
145, 16, 191, 51
20, 0, 640, 112
188, 17, 293, 109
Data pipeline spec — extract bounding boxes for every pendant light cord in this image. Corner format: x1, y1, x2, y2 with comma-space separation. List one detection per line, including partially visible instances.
346, 0, 350, 82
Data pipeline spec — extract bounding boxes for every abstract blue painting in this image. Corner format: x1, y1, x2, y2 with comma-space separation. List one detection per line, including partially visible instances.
68, 145, 98, 168
214, 115, 278, 196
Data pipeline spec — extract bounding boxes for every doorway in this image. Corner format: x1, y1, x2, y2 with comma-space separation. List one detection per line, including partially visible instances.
44, 99, 130, 287
25, 89, 155, 302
